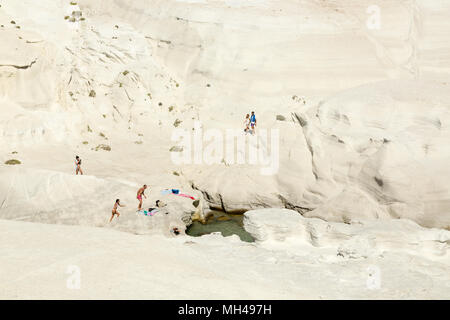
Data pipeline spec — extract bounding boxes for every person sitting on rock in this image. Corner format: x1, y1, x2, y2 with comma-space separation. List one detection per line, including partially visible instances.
171, 227, 180, 236
148, 200, 165, 213
156, 200, 166, 208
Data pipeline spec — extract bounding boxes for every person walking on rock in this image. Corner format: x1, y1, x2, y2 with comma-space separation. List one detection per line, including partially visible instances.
244, 114, 250, 133
250, 111, 257, 134
137, 185, 148, 211
75, 156, 83, 175
110, 199, 125, 222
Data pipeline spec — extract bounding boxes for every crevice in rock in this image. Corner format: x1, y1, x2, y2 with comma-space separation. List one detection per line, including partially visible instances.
374, 176, 384, 187
0, 58, 37, 69
218, 193, 226, 212
277, 194, 313, 215
292, 112, 319, 180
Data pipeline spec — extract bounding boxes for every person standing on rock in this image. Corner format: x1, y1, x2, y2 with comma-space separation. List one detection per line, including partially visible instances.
75, 156, 83, 175
250, 111, 257, 134
110, 199, 125, 222
137, 185, 148, 211
244, 114, 250, 133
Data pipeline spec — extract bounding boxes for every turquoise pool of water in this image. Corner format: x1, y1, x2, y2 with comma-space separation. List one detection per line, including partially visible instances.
186, 210, 255, 243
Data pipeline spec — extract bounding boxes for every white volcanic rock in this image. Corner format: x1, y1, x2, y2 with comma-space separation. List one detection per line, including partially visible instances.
0, 0, 450, 299
1, 211, 449, 299
189, 80, 450, 229
300, 80, 450, 229
244, 208, 449, 261
0, 167, 202, 235
0, 0, 449, 229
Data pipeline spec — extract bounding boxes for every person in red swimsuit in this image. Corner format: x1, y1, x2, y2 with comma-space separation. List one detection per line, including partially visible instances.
136, 185, 148, 211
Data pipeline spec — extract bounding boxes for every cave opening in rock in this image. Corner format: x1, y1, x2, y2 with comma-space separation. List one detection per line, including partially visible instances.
186, 210, 255, 243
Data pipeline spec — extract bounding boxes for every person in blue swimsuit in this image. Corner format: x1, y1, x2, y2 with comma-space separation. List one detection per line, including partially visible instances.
250, 111, 257, 134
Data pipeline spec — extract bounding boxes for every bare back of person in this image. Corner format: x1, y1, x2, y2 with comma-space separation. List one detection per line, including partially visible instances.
136, 185, 148, 211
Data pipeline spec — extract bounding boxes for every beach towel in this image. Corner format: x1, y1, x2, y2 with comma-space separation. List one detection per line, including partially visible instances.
160, 189, 195, 200
137, 209, 158, 216
177, 193, 195, 200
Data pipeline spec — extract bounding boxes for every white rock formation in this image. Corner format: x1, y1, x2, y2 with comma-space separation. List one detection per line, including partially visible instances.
244, 209, 449, 261
0, 167, 201, 235
1, 209, 448, 299
1, 1, 449, 228
0, 0, 449, 299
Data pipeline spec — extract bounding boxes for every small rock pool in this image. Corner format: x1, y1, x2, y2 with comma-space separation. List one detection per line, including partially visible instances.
186, 210, 255, 243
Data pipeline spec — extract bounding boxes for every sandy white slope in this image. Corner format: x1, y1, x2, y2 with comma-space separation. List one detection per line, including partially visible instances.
1, 213, 449, 300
